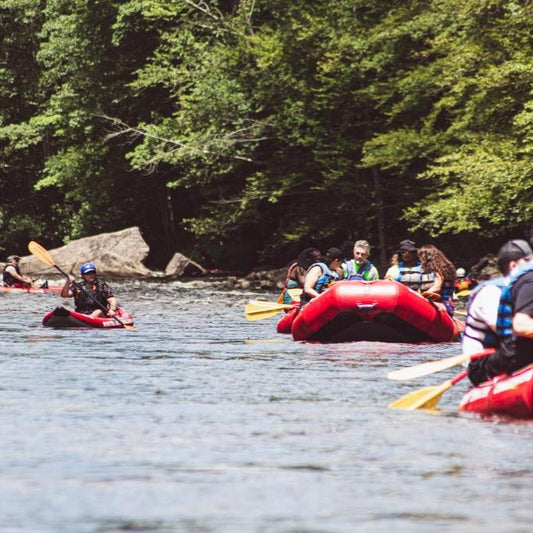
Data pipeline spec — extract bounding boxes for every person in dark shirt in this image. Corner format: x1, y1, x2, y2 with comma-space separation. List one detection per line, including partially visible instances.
467, 240, 533, 385
61, 262, 117, 317
2, 255, 33, 287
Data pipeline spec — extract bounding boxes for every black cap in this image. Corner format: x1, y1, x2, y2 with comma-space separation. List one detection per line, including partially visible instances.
326, 247, 344, 261
497, 239, 532, 270
399, 239, 417, 252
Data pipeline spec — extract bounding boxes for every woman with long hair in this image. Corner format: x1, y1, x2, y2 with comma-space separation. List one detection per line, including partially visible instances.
417, 244, 456, 316
279, 247, 322, 304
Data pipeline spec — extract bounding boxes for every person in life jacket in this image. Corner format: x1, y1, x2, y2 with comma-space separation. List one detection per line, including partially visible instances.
341, 240, 379, 281
2, 255, 33, 288
384, 239, 423, 291
467, 239, 533, 386
279, 247, 322, 305
61, 262, 118, 317
300, 247, 343, 307
417, 244, 456, 315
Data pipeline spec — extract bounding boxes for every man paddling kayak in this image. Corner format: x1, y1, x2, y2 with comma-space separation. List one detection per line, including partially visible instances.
61, 262, 118, 318
3, 255, 34, 288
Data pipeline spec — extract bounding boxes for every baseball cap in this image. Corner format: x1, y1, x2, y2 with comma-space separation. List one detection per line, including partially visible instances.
325, 247, 344, 261
497, 239, 533, 270
399, 239, 417, 252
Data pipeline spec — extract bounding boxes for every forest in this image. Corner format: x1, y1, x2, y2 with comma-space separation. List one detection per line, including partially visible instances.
0, 0, 532, 273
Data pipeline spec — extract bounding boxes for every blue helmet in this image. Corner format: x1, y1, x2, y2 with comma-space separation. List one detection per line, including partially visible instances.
80, 262, 97, 275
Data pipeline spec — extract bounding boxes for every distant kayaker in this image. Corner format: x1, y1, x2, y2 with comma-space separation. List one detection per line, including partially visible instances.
417, 244, 456, 316
342, 240, 379, 281
279, 247, 322, 305
61, 262, 118, 318
300, 247, 343, 307
384, 239, 423, 291
2, 255, 33, 288
467, 239, 533, 385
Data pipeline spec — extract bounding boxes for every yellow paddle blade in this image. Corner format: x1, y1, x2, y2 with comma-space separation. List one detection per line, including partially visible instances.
388, 370, 467, 411
388, 381, 453, 410
245, 301, 295, 321
387, 353, 469, 381
28, 240, 56, 266
455, 290, 471, 298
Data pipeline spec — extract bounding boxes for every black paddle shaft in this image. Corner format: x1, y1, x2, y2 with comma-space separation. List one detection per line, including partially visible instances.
54, 264, 127, 328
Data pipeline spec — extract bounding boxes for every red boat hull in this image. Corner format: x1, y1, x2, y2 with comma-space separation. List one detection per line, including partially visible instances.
290, 280, 459, 343
276, 307, 298, 334
1, 285, 62, 294
459, 364, 533, 418
43, 306, 134, 329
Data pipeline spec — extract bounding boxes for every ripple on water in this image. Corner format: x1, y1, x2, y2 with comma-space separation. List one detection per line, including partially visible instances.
0, 281, 532, 532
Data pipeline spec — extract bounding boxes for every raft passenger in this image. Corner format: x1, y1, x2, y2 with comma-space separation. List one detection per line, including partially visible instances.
467, 239, 533, 385
280, 247, 321, 304
300, 247, 343, 307
342, 240, 379, 281
417, 244, 456, 316
384, 240, 423, 291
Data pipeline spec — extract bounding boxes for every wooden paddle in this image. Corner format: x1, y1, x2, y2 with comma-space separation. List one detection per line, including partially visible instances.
28, 240, 135, 330
387, 348, 495, 381
245, 300, 297, 321
388, 370, 468, 410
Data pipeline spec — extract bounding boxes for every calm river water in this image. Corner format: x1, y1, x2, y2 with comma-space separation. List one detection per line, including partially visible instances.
1, 280, 532, 532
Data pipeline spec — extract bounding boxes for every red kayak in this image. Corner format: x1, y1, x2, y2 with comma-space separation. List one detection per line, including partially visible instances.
1, 285, 62, 294
459, 364, 533, 418
43, 306, 134, 329
289, 280, 460, 343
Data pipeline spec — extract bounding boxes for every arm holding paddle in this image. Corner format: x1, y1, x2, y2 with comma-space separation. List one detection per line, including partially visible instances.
28, 241, 134, 329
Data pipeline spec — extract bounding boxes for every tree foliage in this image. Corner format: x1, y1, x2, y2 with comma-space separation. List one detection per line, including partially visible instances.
0, 0, 531, 268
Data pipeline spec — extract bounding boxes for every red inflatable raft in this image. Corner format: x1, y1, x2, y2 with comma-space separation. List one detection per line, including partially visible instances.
459, 364, 533, 418
43, 306, 134, 329
286, 280, 459, 343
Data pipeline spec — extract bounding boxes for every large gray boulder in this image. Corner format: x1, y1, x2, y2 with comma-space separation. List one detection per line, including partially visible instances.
164, 252, 206, 278
21, 227, 153, 279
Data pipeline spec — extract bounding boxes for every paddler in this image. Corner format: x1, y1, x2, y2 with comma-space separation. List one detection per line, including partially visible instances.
417, 244, 456, 315
279, 247, 321, 305
341, 240, 379, 281
299, 247, 343, 307
384, 239, 423, 291
2, 255, 33, 288
61, 262, 118, 318
467, 239, 533, 385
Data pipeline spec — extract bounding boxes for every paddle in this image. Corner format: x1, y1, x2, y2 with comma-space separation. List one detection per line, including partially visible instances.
28, 240, 135, 330
388, 369, 468, 410
455, 289, 471, 298
245, 300, 297, 321
387, 348, 495, 381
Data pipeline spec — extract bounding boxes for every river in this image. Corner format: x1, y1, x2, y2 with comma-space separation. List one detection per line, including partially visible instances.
1, 280, 532, 532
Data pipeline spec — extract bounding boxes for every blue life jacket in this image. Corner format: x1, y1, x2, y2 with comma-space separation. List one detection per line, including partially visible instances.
496, 263, 533, 339
440, 278, 455, 301
343, 259, 373, 281
394, 261, 423, 291
464, 277, 507, 349
311, 262, 339, 293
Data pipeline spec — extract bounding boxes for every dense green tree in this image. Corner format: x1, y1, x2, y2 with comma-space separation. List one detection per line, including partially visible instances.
0, 0, 531, 270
